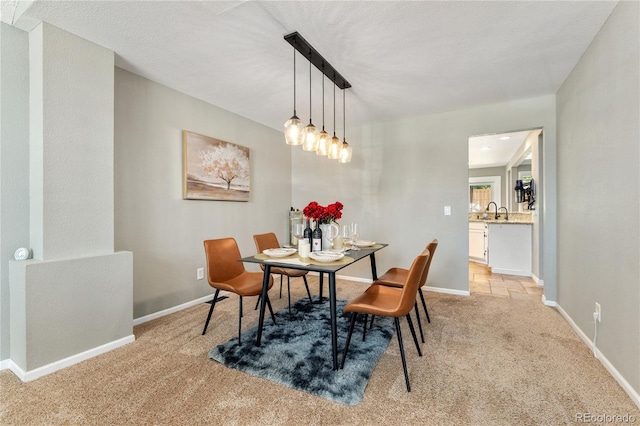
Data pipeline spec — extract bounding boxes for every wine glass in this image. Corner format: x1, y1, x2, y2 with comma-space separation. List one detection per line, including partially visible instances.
350, 223, 360, 251
326, 224, 339, 251
294, 223, 305, 246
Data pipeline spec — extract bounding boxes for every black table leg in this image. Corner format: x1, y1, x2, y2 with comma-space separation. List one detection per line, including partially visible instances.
256, 264, 271, 346
329, 272, 338, 370
318, 272, 324, 302
369, 252, 379, 280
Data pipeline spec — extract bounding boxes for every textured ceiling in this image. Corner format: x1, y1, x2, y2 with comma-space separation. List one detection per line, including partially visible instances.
5, 1, 616, 143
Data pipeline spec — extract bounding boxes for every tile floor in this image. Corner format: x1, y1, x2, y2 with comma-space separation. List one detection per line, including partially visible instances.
469, 261, 543, 301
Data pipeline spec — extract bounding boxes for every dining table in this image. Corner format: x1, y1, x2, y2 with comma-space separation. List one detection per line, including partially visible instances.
239, 243, 388, 371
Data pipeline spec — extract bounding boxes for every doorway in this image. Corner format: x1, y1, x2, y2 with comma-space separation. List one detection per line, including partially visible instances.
468, 128, 544, 297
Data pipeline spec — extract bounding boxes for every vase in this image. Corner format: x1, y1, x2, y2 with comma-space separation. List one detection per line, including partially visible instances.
320, 223, 339, 251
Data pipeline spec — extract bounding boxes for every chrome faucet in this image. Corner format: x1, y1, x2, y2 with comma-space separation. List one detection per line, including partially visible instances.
498, 207, 509, 221
487, 202, 498, 220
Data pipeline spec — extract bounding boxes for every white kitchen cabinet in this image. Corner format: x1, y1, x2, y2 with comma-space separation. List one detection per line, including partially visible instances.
469, 222, 487, 263
487, 223, 532, 276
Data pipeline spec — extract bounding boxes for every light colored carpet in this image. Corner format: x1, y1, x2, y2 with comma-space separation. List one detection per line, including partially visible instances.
1, 276, 638, 425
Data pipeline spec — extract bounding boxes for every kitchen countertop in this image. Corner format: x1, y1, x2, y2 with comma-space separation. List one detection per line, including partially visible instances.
469, 218, 533, 224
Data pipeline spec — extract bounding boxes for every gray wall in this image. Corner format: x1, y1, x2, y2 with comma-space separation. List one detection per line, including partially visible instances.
557, 0, 639, 394
5, 23, 133, 374
292, 94, 557, 299
0, 23, 30, 361
114, 68, 292, 319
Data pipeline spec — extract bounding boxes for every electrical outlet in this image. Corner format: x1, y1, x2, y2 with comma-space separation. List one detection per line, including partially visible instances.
595, 302, 601, 322
197, 267, 204, 280
444, 206, 451, 216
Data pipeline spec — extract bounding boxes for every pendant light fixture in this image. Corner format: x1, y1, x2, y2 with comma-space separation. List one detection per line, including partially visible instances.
284, 47, 303, 146
338, 88, 352, 163
327, 80, 341, 160
316, 68, 330, 156
284, 32, 352, 161
301, 53, 319, 151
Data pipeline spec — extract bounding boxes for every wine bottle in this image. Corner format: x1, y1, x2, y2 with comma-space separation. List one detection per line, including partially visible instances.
312, 222, 322, 252
303, 219, 313, 247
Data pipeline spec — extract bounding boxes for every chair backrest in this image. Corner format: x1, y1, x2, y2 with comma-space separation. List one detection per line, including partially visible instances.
418, 239, 438, 288
253, 232, 280, 253
203, 238, 246, 284
396, 250, 430, 316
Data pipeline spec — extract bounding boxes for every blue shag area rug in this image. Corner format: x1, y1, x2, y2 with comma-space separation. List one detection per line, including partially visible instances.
209, 298, 394, 406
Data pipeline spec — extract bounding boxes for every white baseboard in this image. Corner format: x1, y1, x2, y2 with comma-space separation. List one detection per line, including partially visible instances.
556, 303, 640, 409
133, 292, 232, 326
425, 286, 470, 296
7, 334, 135, 382
542, 294, 556, 306
532, 273, 544, 287
490, 268, 532, 277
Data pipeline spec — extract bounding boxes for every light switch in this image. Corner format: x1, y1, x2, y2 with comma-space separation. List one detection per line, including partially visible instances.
444, 206, 451, 216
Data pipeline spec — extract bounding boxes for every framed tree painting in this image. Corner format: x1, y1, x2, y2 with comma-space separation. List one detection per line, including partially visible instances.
182, 131, 250, 201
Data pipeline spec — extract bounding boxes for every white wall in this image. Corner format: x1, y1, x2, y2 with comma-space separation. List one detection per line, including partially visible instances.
557, 0, 639, 395
114, 68, 292, 320
0, 23, 30, 362
292, 94, 556, 298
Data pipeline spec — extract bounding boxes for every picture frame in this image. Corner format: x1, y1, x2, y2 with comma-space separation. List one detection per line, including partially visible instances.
182, 130, 250, 201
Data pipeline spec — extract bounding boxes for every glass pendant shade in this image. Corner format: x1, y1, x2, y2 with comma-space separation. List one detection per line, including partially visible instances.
301, 123, 319, 151
284, 115, 303, 145
328, 135, 341, 159
338, 141, 352, 163
316, 130, 330, 155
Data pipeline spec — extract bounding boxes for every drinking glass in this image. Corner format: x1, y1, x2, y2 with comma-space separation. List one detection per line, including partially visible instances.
350, 223, 360, 251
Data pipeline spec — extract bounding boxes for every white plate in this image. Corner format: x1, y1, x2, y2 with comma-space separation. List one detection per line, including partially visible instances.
309, 251, 345, 263
353, 240, 375, 247
263, 248, 297, 258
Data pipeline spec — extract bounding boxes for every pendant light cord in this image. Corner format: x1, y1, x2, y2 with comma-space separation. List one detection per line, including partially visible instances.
322, 65, 325, 131
308, 53, 312, 125
333, 78, 336, 136
293, 47, 296, 115
343, 89, 346, 140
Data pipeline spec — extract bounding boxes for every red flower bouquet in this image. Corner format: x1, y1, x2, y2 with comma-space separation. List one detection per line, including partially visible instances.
303, 201, 343, 224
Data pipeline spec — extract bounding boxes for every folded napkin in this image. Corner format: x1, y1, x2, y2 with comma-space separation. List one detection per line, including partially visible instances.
263, 258, 311, 266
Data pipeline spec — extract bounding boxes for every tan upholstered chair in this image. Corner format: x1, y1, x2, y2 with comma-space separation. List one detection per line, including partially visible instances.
341, 250, 430, 392
377, 239, 438, 342
202, 238, 275, 344
253, 233, 313, 317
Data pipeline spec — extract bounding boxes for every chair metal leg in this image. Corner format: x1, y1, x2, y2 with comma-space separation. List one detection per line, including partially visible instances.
279, 274, 283, 299
287, 276, 292, 319
369, 314, 376, 329
340, 312, 358, 369
405, 313, 422, 357
414, 301, 424, 343
362, 314, 368, 341
302, 275, 313, 303
419, 288, 430, 323
238, 296, 243, 345
254, 294, 261, 311
266, 294, 277, 325
395, 317, 411, 392
202, 289, 220, 335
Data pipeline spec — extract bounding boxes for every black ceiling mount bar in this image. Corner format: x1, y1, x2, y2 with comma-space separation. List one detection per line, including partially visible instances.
284, 32, 352, 90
